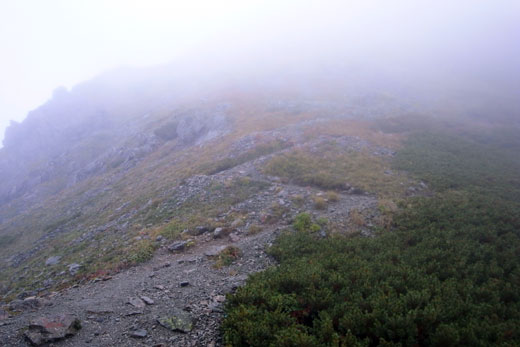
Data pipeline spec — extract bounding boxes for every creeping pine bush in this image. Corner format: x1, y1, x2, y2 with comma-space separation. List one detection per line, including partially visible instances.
222, 195, 520, 346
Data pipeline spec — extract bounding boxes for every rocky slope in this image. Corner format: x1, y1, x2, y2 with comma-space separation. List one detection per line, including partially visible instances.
0, 137, 384, 346
0, 66, 435, 345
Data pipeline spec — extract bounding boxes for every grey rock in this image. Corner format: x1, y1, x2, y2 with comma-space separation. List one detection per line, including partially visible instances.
130, 329, 148, 338
68, 263, 81, 275
167, 241, 188, 252
213, 227, 229, 239
24, 314, 81, 346
176, 110, 229, 145
195, 226, 212, 235
213, 227, 223, 238
140, 296, 154, 305
127, 297, 146, 309
183, 226, 213, 236
213, 295, 226, 303
86, 308, 114, 315
8, 298, 43, 311
152, 262, 171, 271
229, 232, 240, 242
204, 245, 227, 257
45, 256, 61, 266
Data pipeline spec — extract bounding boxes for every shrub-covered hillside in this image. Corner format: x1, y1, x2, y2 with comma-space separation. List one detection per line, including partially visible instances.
222, 123, 520, 346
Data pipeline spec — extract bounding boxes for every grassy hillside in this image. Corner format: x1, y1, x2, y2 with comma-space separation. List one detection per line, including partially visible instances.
0, 96, 412, 300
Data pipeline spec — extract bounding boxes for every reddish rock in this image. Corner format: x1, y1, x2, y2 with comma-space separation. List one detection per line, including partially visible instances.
24, 314, 81, 346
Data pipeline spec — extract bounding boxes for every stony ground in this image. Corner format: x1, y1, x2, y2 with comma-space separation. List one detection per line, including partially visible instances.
0, 133, 381, 346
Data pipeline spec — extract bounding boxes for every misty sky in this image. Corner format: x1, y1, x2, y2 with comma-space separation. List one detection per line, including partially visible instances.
1, 0, 519, 144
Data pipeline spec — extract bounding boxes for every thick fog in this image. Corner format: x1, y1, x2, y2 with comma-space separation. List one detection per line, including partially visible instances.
1, 0, 519, 144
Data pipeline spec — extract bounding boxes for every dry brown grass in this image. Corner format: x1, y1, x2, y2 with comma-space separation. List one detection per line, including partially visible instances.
349, 208, 366, 227
247, 224, 263, 235
313, 196, 327, 210
263, 146, 414, 198
302, 119, 404, 149
326, 191, 339, 202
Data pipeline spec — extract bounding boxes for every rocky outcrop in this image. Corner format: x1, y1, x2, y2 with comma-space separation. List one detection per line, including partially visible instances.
176, 109, 229, 145
154, 105, 231, 145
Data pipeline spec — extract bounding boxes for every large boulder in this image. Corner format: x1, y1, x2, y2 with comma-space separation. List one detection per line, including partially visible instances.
24, 314, 81, 346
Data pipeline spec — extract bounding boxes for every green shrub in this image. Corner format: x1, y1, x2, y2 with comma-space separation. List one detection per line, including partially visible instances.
223, 195, 520, 346
160, 220, 186, 240
126, 239, 156, 265
293, 213, 312, 232
393, 131, 520, 201
223, 125, 520, 346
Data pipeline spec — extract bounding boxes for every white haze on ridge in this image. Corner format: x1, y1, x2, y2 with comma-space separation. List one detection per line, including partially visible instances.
0, 0, 519, 145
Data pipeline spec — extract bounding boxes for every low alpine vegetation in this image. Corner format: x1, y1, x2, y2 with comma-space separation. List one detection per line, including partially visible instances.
214, 246, 243, 269
222, 121, 520, 346
223, 194, 520, 346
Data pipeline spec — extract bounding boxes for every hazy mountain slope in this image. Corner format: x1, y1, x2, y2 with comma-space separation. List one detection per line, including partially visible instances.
0, 65, 519, 346
1, 66, 431, 299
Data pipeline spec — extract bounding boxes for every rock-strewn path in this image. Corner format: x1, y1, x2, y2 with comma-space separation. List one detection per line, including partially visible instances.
0, 135, 380, 346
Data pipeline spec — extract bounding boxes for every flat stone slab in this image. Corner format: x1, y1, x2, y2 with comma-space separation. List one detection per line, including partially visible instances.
140, 296, 154, 305
45, 256, 61, 266
127, 297, 146, 309
167, 241, 188, 252
130, 328, 148, 338
158, 309, 193, 333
